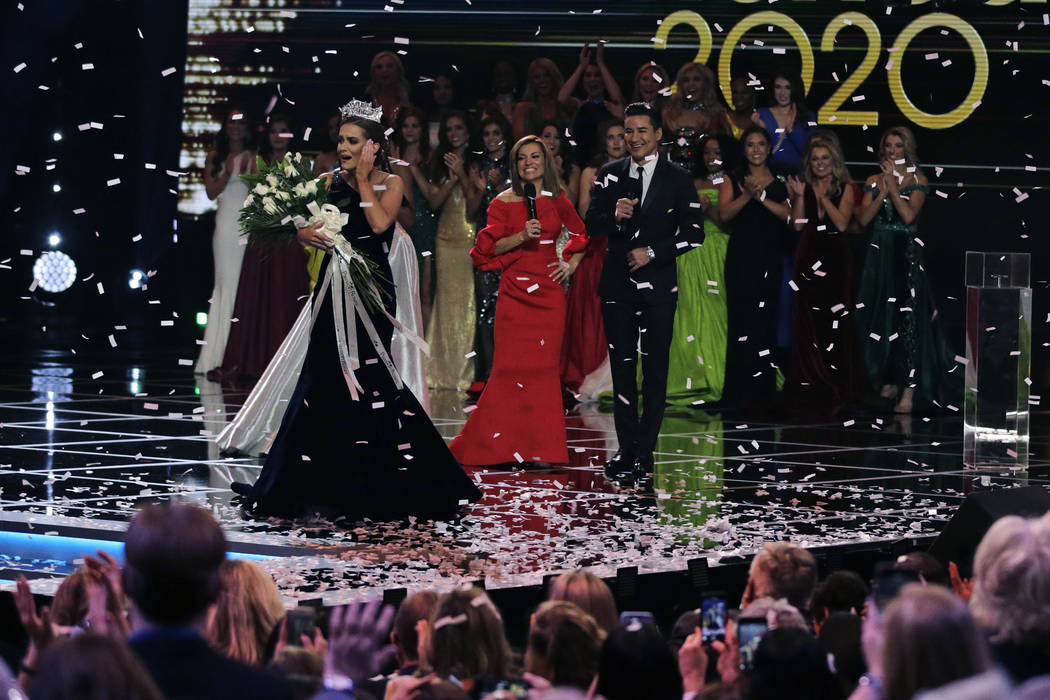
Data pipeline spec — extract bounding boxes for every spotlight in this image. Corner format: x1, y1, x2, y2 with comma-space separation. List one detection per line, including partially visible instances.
52, 131, 62, 142
196, 311, 208, 326
32, 251, 77, 293
52, 183, 61, 192
48, 232, 61, 247
128, 269, 145, 289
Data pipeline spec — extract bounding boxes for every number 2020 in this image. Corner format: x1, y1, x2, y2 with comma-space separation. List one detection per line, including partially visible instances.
655, 10, 989, 130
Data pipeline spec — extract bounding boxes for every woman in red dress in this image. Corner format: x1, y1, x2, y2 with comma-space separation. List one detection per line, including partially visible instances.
450, 136, 588, 466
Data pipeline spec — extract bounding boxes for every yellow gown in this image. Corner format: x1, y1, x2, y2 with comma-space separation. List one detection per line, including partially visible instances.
426, 183, 477, 390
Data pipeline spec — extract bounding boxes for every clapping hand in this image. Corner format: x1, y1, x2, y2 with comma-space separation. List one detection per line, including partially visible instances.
579, 42, 592, 67
443, 152, 465, 181
15, 576, 53, 651
596, 40, 607, 65
786, 175, 806, 198
83, 550, 129, 638
949, 561, 974, 601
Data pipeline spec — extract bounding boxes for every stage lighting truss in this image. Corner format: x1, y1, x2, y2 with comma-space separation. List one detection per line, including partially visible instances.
32, 250, 77, 293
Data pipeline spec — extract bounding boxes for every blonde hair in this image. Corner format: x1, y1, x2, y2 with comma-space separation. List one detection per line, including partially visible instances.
367, 51, 411, 105
749, 542, 818, 612
739, 597, 808, 630
522, 58, 566, 102
801, 137, 852, 198
632, 62, 670, 103
970, 514, 1050, 646
424, 586, 511, 680
674, 62, 719, 106
205, 560, 285, 665
509, 135, 563, 198
548, 569, 618, 633
878, 126, 921, 169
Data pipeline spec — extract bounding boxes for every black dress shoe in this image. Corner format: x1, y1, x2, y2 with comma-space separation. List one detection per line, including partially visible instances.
603, 449, 637, 477
634, 453, 655, 474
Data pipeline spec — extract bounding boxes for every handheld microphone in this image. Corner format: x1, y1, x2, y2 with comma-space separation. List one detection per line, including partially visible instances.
524, 183, 538, 220
618, 169, 643, 234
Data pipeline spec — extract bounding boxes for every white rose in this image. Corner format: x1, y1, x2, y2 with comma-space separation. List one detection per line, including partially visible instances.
266, 174, 278, 187
262, 196, 278, 214
253, 183, 268, 195
284, 164, 297, 178
276, 190, 291, 201
243, 195, 255, 207
293, 183, 307, 198
305, 180, 318, 195
294, 152, 303, 163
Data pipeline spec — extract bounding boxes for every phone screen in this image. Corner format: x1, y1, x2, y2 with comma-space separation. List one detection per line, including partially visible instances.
700, 597, 726, 643
619, 610, 656, 627
285, 608, 316, 646
872, 569, 920, 610
737, 616, 768, 672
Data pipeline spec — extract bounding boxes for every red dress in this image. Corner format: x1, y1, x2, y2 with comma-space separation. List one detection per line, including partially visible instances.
450, 194, 588, 466
560, 235, 608, 392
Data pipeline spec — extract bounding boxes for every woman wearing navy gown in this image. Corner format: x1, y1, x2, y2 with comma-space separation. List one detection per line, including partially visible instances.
232, 102, 480, 520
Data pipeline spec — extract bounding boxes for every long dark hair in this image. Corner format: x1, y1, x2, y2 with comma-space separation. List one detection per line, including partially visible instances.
588, 118, 625, 169
339, 116, 393, 174
392, 105, 431, 163
259, 112, 294, 164
697, 133, 739, 177
540, 119, 575, 185
769, 67, 808, 116
428, 109, 478, 183
211, 106, 255, 176
735, 124, 771, 179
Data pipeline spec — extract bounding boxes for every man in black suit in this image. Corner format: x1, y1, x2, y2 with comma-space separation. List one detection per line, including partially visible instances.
123, 503, 292, 700
585, 102, 704, 476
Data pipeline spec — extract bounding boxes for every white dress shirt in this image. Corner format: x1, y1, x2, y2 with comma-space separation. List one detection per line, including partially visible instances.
630, 155, 659, 206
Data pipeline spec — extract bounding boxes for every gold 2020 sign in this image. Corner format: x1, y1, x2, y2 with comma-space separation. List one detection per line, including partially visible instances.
656, 10, 990, 130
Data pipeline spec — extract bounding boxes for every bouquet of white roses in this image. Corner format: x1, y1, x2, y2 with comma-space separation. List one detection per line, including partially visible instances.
239, 153, 388, 311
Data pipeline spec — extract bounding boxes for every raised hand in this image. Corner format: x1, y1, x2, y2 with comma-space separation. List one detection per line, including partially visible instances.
356, 140, 379, 181
750, 111, 764, 126
596, 40, 606, 65
579, 42, 592, 66
787, 175, 806, 198
15, 576, 53, 650
678, 627, 709, 693
324, 598, 397, 684
443, 152, 464, 181
615, 197, 638, 221
949, 561, 974, 601
83, 551, 129, 637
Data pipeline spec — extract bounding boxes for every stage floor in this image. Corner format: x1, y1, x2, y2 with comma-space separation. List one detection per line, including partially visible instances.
1, 356, 1044, 604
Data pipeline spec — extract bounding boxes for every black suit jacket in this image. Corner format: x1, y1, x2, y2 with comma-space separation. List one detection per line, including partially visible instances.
130, 630, 293, 700
585, 156, 704, 304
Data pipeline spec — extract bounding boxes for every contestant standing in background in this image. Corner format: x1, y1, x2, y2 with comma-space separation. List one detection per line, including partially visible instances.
232, 103, 480, 518
196, 108, 256, 375
631, 62, 670, 110
215, 114, 310, 380
719, 126, 791, 409
855, 127, 958, 414
662, 62, 727, 175
559, 42, 626, 168
365, 51, 411, 127
665, 134, 735, 408
479, 60, 519, 123
468, 113, 513, 394
723, 75, 757, 139
513, 58, 577, 140
540, 120, 581, 207
423, 73, 461, 149
562, 119, 625, 395
586, 103, 704, 476
420, 110, 484, 391
312, 112, 341, 176
450, 137, 588, 466
751, 69, 812, 175
783, 137, 863, 416
392, 105, 437, 326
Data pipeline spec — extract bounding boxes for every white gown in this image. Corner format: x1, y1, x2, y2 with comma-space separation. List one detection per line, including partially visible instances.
216, 226, 429, 456
195, 151, 252, 374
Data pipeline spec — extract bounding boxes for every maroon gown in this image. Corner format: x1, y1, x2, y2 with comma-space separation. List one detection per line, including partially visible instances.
214, 239, 310, 379
560, 235, 608, 392
783, 185, 864, 415
450, 193, 588, 466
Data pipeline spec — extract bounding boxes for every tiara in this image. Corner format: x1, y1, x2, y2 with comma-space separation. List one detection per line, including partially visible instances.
339, 99, 383, 123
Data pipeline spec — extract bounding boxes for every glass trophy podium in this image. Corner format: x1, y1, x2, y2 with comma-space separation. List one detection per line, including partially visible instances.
963, 252, 1032, 470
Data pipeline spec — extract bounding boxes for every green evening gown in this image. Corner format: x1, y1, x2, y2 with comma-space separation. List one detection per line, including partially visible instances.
665, 187, 730, 407
854, 182, 961, 410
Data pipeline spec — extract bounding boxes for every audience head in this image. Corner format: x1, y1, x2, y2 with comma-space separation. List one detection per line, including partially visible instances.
882, 584, 990, 700
421, 585, 511, 682
261, 112, 294, 163
591, 118, 626, 165
729, 74, 757, 113
524, 58, 565, 101
581, 61, 605, 99
810, 570, 868, 630
878, 125, 921, 168
204, 559, 284, 665
490, 60, 518, 96
431, 109, 476, 180
268, 647, 323, 700
739, 125, 772, 172
367, 50, 410, 102
49, 570, 94, 627
674, 62, 718, 106
509, 135, 560, 197
740, 596, 808, 630
480, 113, 512, 158
26, 634, 163, 700
801, 136, 850, 195
632, 62, 670, 104
768, 67, 807, 113
393, 104, 430, 158
123, 502, 226, 627
338, 113, 393, 175
624, 102, 663, 162
750, 627, 838, 700
970, 514, 1050, 648
818, 612, 865, 697
547, 569, 618, 633
894, 551, 949, 587
428, 73, 461, 112
698, 134, 737, 177
417, 679, 472, 700
595, 621, 681, 700
393, 590, 439, 666
525, 600, 605, 690
747, 542, 818, 613
212, 106, 254, 175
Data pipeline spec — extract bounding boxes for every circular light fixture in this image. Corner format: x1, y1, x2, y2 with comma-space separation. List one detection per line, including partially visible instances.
52, 131, 62, 142
32, 251, 77, 293
48, 232, 61, 247
128, 269, 145, 289
52, 183, 61, 192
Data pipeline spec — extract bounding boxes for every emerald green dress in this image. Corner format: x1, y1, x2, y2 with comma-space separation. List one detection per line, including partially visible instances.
665, 187, 729, 407
855, 182, 961, 409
